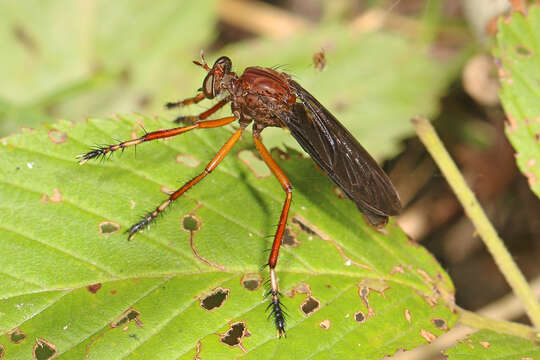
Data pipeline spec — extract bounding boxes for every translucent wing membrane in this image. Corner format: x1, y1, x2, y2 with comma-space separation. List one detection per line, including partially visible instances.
281, 80, 401, 225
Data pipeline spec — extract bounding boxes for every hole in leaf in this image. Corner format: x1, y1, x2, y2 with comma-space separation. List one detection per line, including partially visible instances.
220, 322, 247, 347
301, 296, 320, 316
200, 287, 229, 311
354, 311, 366, 323
432, 318, 448, 330
182, 214, 200, 232
8, 328, 26, 344
282, 227, 299, 247
33, 338, 57, 360
87, 283, 102, 294
515, 44, 532, 57
99, 222, 120, 235
241, 274, 262, 291
111, 308, 143, 328
47, 130, 67, 144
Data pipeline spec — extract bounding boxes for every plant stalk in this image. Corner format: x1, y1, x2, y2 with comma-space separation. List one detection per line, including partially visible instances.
412, 115, 540, 330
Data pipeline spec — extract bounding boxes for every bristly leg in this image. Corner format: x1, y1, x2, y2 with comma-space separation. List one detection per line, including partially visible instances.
267, 269, 286, 337
126, 127, 244, 240
173, 97, 230, 124
126, 199, 171, 240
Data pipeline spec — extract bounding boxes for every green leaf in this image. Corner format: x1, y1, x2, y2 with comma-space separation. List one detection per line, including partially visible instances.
0, 0, 217, 132
443, 330, 540, 359
0, 115, 456, 359
493, 6, 540, 198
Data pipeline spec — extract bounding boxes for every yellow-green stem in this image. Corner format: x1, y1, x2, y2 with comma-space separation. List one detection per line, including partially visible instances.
412, 116, 540, 330
458, 307, 539, 342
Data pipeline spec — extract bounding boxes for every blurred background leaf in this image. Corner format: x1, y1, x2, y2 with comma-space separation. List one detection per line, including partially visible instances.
493, 6, 540, 198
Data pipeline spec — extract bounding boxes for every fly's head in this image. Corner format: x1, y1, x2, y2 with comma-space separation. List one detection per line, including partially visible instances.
194, 55, 236, 99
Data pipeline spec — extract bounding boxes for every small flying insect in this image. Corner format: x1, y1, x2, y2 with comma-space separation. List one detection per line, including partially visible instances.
312, 49, 326, 71
78, 53, 401, 337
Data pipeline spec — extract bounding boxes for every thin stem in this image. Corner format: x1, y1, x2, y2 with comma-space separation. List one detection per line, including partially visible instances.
457, 307, 539, 342
412, 115, 540, 330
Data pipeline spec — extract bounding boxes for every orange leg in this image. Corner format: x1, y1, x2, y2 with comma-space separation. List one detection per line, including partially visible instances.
173, 97, 230, 124
127, 127, 244, 240
77, 116, 236, 164
253, 132, 291, 337
165, 92, 205, 109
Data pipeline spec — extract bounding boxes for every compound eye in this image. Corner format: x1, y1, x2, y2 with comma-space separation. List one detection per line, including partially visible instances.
214, 56, 232, 73
202, 73, 215, 99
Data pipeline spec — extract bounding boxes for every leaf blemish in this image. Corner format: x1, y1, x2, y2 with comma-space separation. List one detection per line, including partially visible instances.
354, 311, 366, 323
111, 308, 143, 328
8, 328, 26, 344
432, 318, 448, 331
33, 338, 57, 360
405, 309, 411, 323
87, 283, 102, 294
420, 329, 436, 343
515, 44, 533, 58
99, 221, 120, 235
282, 226, 299, 247
220, 321, 248, 353
301, 296, 320, 316
182, 214, 201, 232
41, 188, 63, 204
47, 130, 67, 144
319, 319, 331, 330
0, 344, 4, 359
241, 274, 263, 291
176, 153, 201, 168
200, 287, 230, 311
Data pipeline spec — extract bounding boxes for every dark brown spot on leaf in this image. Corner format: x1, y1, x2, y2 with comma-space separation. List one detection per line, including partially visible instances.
301, 296, 320, 316
99, 221, 120, 235
282, 227, 299, 247
87, 283, 102, 294
182, 214, 201, 232
111, 308, 143, 328
354, 311, 365, 323
200, 287, 229, 311
241, 274, 262, 291
33, 338, 57, 360
0, 344, 4, 360
47, 130, 67, 144
432, 318, 448, 330
8, 328, 26, 344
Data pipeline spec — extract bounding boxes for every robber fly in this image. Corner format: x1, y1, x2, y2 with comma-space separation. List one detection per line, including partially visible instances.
78, 53, 401, 337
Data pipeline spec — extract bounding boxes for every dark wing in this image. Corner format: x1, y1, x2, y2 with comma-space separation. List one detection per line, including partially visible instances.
281, 80, 401, 226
